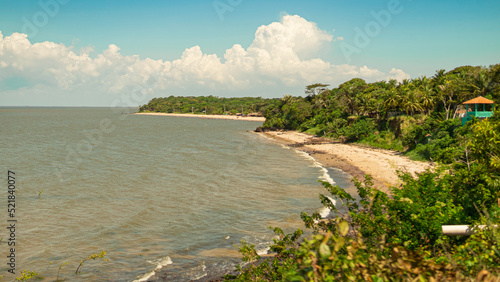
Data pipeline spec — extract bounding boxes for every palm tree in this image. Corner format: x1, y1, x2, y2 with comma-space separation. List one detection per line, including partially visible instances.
281, 95, 294, 103
432, 69, 447, 94
357, 93, 372, 116
387, 79, 398, 89
472, 70, 495, 97
384, 89, 401, 113
402, 90, 423, 115
416, 76, 435, 115
436, 79, 459, 120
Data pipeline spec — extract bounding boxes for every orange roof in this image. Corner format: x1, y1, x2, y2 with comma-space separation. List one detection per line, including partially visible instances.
463, 96, 495, 104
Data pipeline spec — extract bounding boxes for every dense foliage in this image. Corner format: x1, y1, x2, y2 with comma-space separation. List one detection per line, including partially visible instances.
263, 64, 500, 162
225, 64, 500, 281
227, 117, 500, 281
138, 96, 279, 115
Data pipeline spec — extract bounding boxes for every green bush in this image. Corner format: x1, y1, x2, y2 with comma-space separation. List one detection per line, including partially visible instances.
338, 118, 376, 142
228, 173, 500, 281
303, 126, 325, 136
359, 130, 405, 151
324, 118, 348, 139
453, 210, 500, 276
405, 118, 467, 163
301, 173, 466, 253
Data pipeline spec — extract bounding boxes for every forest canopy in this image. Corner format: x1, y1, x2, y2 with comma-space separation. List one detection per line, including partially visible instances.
139, 96, 279, 116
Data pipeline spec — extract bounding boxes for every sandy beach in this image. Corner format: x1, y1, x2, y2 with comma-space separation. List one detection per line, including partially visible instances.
260, 131, 431, 193
134, 112, 266, 122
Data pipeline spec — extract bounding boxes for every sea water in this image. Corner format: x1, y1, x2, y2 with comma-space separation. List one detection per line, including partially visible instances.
0, 107, 353, 281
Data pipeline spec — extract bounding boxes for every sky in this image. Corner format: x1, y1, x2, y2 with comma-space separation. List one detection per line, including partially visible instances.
0, 0, 499, 106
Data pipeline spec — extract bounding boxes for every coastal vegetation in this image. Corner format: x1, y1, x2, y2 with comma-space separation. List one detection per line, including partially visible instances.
75, 251, 108, 275
138, 96, 279, 116
226, 64, 500, 281
136, 64, 500, 280
260, 64, 499, 161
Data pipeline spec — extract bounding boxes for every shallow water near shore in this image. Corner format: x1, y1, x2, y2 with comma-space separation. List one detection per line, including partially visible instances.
0, 107, 354, 281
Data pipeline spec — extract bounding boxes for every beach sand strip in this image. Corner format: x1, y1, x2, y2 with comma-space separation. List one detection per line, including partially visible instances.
134, 112, 266, 122
260, 131, 431, 193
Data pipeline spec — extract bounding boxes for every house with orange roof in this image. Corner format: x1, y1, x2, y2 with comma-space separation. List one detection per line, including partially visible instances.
461, 96, 495, 126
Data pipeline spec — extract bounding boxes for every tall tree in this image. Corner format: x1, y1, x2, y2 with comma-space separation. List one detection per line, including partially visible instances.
384, 88, 401, 113
472, 70, 495, 97
305, 83, 330, 109
305, 83, 330, 99
334, 78, 367, 115
414, 76, 435, 115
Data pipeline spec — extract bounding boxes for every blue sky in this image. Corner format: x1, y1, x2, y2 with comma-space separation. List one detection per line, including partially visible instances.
0, 0, 499, 106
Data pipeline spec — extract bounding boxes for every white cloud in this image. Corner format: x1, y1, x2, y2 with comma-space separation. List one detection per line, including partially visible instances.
387, 68, 411, 82
251, 14, 333, 60
0, 15, 410, 106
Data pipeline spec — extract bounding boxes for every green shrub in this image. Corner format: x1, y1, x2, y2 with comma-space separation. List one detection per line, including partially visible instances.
229, 168, 500, 281
303, 126, 324, 136
324, 118, 348, 138
453, 210, 500, 276
337, 118, 376, 142
359, 130, 405, 151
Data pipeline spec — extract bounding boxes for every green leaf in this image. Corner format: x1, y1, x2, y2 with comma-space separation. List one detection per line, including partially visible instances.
319, 242, 331, 259
339, 221, 349, 236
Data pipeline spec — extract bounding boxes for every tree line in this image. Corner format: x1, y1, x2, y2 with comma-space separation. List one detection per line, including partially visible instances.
139, 95, 280, 116
261, 64, 499, 162
264, 64, 499, 128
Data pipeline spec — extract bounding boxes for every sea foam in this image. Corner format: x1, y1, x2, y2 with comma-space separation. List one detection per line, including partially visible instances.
292, 150, 335, 185
294, 150, 337, 218
133, 256, 173, 282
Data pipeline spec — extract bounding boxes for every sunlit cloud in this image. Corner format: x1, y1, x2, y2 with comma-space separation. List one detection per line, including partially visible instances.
0, 15, 409, 105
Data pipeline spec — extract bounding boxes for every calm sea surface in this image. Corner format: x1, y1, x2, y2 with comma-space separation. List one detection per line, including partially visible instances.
0, 107, 353, 281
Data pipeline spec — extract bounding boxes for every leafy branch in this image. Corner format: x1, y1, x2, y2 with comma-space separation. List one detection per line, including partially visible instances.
75, 251, 108, 274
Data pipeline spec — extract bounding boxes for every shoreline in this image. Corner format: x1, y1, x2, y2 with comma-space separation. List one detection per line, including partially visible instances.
258, 131, 431, 193
193, 131, 432, 281
149, 129, 432, 281
134, 112, 266, 122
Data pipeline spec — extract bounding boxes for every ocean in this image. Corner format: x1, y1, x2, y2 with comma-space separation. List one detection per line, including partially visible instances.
0, 107, 353, 281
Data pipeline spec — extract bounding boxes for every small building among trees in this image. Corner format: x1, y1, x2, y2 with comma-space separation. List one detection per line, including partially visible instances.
461, 96, 495, 126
